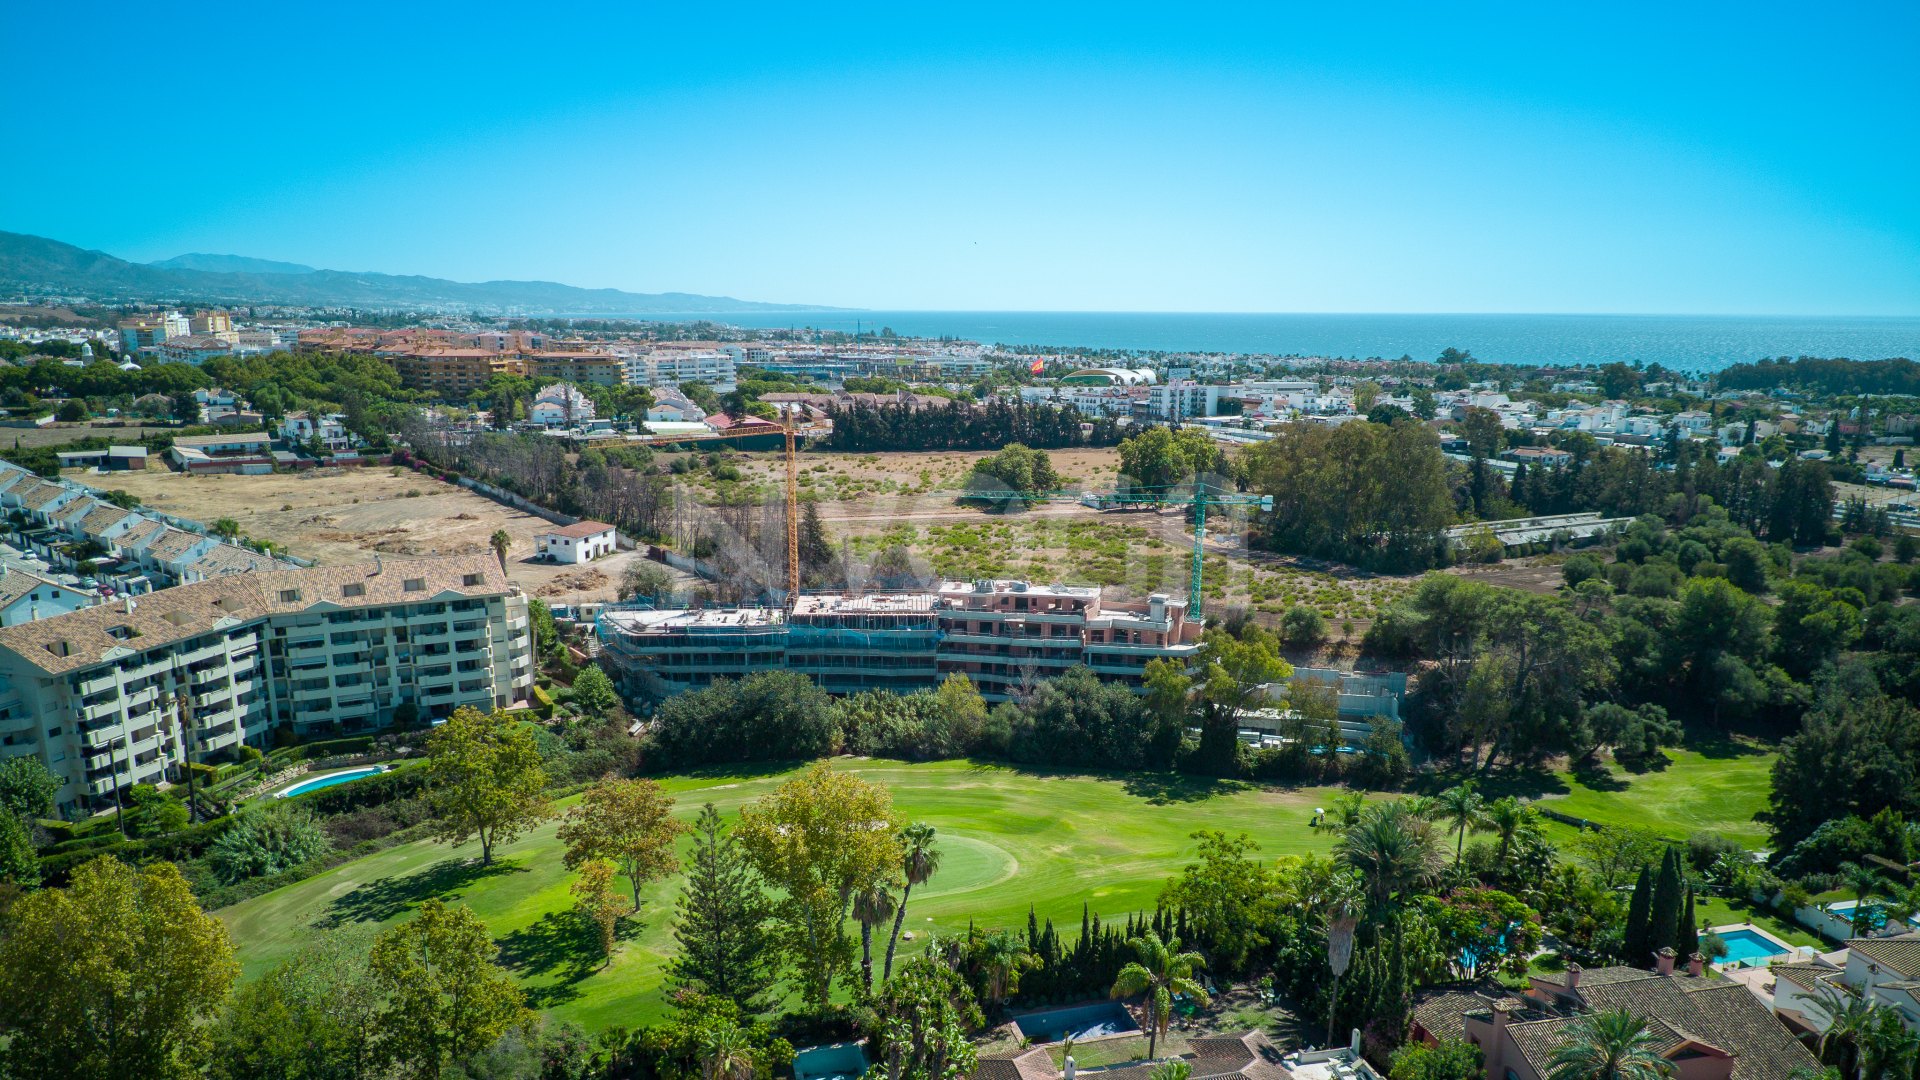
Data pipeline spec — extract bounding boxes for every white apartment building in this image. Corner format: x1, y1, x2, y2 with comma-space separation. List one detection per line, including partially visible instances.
625, 350, 737, 392
1146, 381, 1225, 421
0, 554, 533, 817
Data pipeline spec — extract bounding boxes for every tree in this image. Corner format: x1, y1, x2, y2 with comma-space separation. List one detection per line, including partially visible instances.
1323, 870, 1365, 1049
1338, 800, 1446, 918
1840, 862, 1888, 937
0, 811, 38, 888
558, 776, 682, 910
973, 927, 1036, 1008
488, 528, 511, 573
1460, 407, 1504, 460
368, 899, 527, 1080
568, 662, 623, 720
1190, 627, 1292, 775
1623, 864, 1654, 966
209, 930, 383, 1080
852, 883, 899, 992
572, 858, 633, 965
1279, 604, 1327, 649
965, 444, 1061, 506
0, 755, 58, 820
1160, 830, 1274, 975
868, 954, 983, 1080
884, 822, 943, 984
1151, 1063, 1193, 1080
1431, 782, 1486, 864
131, 783, 189, 835
425, 706, 551, 866
1110, 931, 1209, 1060
0, 857, 239, 1080
669, 804, 779, 1011
621, 561, 675, 604
1573, 827, 1664, 891
1390, 1039, 1483, 1080
1648, 847, 1685, 960
734, 762, 904, 1011
698, 1022, 756, 1080
1545, 1008, 1675, 1080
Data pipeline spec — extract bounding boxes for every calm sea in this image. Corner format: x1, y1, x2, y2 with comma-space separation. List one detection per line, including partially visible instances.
581, 311, 1920, 373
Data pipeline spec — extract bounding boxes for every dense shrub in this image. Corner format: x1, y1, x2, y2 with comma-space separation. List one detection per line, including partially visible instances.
647, 671, 837, 767
1279, 604, 1327, 649
998, 667, 1173, 770
208, 803, 332, 884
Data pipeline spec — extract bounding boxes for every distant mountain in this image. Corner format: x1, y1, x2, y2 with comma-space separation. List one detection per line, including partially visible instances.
0, 230, 840, 314
148, 252, 317, 275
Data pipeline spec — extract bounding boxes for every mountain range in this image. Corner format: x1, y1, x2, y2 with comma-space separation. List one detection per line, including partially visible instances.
0, 230, 834, 315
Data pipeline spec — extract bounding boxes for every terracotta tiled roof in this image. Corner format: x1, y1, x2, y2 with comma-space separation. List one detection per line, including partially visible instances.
146, 528, 211, 563
1849, 935, 1920, 979
541, 521, 616, 540
0, 553, 510, 675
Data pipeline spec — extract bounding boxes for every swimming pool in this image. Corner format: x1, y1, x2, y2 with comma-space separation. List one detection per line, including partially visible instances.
1716, 927, 1791, 966
1013, 1002, 1140, 1043
279, 766, 385, 798
792, 1043, 867, 1080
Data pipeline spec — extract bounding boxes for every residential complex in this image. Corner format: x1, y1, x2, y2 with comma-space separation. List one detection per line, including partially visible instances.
0, 553, 533, 818
598, 579, 1204, 702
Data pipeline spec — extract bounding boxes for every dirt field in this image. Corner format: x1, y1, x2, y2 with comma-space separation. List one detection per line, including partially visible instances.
66, 465, 653, 604
2, 421, 179, 450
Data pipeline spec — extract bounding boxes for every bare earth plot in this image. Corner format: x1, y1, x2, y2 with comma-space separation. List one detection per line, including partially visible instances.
67, 466, 649, 604
2, 420, 180, 450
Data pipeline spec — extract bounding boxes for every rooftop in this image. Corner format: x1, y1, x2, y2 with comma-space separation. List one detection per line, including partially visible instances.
540, 520, 617, 539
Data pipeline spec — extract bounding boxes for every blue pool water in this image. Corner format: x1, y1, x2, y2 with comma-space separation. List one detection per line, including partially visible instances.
279, 766, 384, 798
1014, 1002, 1140, 1043
793, 1043, 867, 1080
1717, 928, 1789, 966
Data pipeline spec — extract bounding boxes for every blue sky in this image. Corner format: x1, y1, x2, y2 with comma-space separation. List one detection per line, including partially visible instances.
5, 2, 1917, 314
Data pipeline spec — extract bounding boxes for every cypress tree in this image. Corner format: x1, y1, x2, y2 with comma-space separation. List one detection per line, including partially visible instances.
1623, 864, 1654, 965
1650, 848, 1685, 959
1683, 885, 1700, 964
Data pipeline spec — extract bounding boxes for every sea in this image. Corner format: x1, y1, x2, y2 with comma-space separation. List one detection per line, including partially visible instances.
573, 311, 1920, 374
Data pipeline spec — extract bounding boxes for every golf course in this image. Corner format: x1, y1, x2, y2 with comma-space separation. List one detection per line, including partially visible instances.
220, 759, 1357, 1031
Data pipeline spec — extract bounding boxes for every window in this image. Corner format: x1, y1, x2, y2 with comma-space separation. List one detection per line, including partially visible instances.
341, 583, 365, 598
462, 573, 484, 587
403, 578, 425, 592
278, 589, 302, 603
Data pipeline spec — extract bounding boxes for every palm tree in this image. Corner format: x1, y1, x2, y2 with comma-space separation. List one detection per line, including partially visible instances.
1839, 862, 1887, 937
1545, 1008, 1674, 1080
489, 529, 511, 573
1480, 796, 1531, 872
1430, 782, 1485, 863
884, 822, 941, 983
1322, 870, 1365, 1048
851, 883, 897, 992
699, 1022, 756, 1080
1858, 1005, 1920, 1080
1814, 983, 1876, 1077
1110, 931, 1209, 1060
1337, 801, 1446, 918
977, 928, 1036, 1010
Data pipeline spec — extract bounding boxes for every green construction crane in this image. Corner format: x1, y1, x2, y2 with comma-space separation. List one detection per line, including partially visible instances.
966, 481, 1273, 619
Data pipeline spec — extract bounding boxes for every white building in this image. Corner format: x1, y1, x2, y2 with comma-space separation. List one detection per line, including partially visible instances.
528, 384, 596, 428
626, 350, 737, 392
0, 570, 93, 626
0, 554, 533, 817
646, 387, 706, 423
536, 521, 618, 564
1146, 381, 1224, 421
278, 411, 360, 451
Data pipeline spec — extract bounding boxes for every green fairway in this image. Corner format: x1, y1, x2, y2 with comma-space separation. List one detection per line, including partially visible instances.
1461, 739, 1777, 849
220, 759, 1351, 1032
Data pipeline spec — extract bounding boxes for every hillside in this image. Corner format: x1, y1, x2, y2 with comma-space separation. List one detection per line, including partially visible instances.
0, 230, 836, 315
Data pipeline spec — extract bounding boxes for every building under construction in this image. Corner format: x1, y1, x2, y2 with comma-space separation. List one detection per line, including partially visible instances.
596, 579, 1203, 704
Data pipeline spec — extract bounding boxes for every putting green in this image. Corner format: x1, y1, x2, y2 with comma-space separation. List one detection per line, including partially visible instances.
220, 759, 1352, 1031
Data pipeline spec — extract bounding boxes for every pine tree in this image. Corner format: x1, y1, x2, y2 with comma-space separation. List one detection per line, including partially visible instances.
668, 804, 778, 1010
1623, 864, 1653, 966
1649, 848, 1684, 960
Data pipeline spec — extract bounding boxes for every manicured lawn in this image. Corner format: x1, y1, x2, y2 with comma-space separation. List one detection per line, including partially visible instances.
221, 759, 1352, 1032
1694, 895, 1823, 950
1456, 738, 1777, 849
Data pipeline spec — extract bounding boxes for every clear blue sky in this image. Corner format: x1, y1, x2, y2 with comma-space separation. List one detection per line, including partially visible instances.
6, 2, 1917, 314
